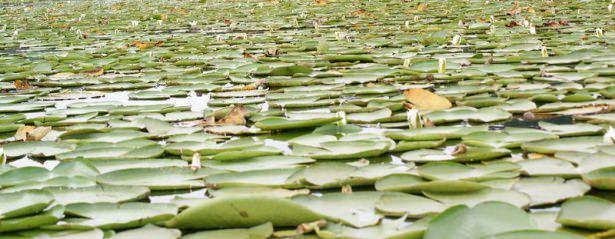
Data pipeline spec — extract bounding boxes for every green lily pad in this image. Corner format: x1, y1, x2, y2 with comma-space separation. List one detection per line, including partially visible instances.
556, 196, 615, 230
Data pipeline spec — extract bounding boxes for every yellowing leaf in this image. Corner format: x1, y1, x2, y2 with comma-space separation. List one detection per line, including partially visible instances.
417, 3, 428, 11
314, 0, 328, 6
241, 79, 267, 91
403, 88, 452, 110
15, 126, 51, 141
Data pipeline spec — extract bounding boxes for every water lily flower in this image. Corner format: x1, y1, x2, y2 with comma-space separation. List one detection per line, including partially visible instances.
188, 20, 197, 28
489, 25, 495, 34
541, 46, 548, 57
404, 20, 410, 28
131, 20, 140, 27
157, 20, 163, 26
529, 25, 536, 34
438, 58, 446, 74
609, 4, 613, 12
451, 34, 462, 46
407, 109, 424, 129
596, 28, 604, 38
336, 111, 347, 126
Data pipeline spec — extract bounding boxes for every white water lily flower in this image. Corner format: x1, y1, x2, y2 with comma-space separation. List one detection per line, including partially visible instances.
336, 111, 347, 126
157, 20, 163, 26
404, 20, 410, 28
188, 20, 197, 27
541, 46, 548, 57
489, 15, 495, 23
609, 4, 613, 12
522, 19, 530, 27
529, 25, 536, 34
438, 58, 446, 74
131, 20, 140, 27
407, 109, 423, 129
12, 29, 18, 38
596, 28, 604, 38
604, 127, 615, 144
458, 20, 464, 27
414, 16, 419, 22
451, 34, 462, 46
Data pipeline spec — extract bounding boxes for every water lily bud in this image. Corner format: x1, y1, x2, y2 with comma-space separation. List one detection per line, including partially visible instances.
404, 20, 410, 29
78, 14, 85, 22
609, 4, 613, 12
596, 28, 604, 38
489, 24, 496, 34
12, 29, 18, 38
191, 152, 201, 170
403, 58, 411, 67
458, 20, 464, 28
529, 25, 536, 34
541, 46, 548, 57
336, 111, 347, 126
489, 15, 495, 23
414, 16, 419, 22
451, 34, 462, 46
313, 21, 320, 30
438, 58, 446, 74
604, 126, 615, 144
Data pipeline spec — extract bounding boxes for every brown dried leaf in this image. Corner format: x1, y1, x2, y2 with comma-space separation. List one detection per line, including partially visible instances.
403, 88, 452, 110
506, 21, 521, 28
217, 105, 249, 125
341, 184, 353, 193
241, 79, 266, 91
451, 144, 467, 155
81, 67, 104, 76
198, 116, 216, 127
14, 80, 31, 90
130, 40, 164, 50
297, 220, 327, 234
417, 3, 428, 11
